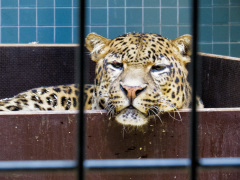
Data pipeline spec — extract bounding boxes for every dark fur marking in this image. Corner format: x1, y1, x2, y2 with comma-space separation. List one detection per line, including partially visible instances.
178, 68, 182, 75
15, 101, 21, 105
152, 55, 156, 61
7, 106, 22, 111
151, 48, 155, 53
65, 98, 71, 110
175, 77, 179, 84
31, 96, 38, 102
99, 102, 105, 109
34, 104, 41, 110
98, 66, 102, 74
41, 88, 48, 94
177, 86, 180, 95
73, 97, 77, 107
32, 89, 37, 93
61, 97, 66, 106
100, 99, 105, 104
122, 47, 128, 52
49, 94, 57, 107
53, 87, 61, 93
88, 97, 92, 105
46, 97, 51, 105
182, 94, 185, 102
68, 88, 72, 94
172, 68, 175, 77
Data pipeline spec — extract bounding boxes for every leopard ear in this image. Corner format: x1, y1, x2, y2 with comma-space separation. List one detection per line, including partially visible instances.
85, 33, 111, 62
171, 34, 192, 64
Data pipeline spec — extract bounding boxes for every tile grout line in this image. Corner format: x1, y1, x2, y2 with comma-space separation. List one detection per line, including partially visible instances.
159, 0, 161, 34
124, 0, 126, 34
107, 0, 109, 38
89, 0, 92, 35
142, 0, 143, 33
36, 0, 38, 42
1, 6, 240, 9
4, 24, 240, 28
18, 0, 20, 43
212, 0, 214, 54
228, 1, 231, 56
71, 0, 73, 43
53, 0, 56, 43
177, 0, 179, 37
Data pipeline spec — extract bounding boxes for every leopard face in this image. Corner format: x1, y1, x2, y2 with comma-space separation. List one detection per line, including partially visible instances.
86, 32, 192, 126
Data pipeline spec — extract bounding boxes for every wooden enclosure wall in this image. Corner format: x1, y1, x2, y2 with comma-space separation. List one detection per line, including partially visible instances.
0, 110, 240, 179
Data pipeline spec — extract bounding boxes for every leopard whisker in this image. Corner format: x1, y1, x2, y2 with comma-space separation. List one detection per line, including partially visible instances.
149, 108, 162, 124
157, 99, 182, 122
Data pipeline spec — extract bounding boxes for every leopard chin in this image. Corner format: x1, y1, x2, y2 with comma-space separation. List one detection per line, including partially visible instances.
115, 108, 149, 126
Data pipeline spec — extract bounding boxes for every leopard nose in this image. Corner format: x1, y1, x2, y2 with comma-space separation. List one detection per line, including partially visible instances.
120, 83, 147, 99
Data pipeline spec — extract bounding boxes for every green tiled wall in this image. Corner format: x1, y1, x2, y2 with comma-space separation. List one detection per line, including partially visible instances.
85, 0, 240, 57
0, 0, 239, 57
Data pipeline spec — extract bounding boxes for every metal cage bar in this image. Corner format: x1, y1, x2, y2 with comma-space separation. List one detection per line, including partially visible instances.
78, 0, 86, 179
190, 0, 199, 179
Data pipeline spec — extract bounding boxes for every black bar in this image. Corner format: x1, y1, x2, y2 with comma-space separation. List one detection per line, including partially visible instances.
78, 0, 86, 179
190, 0, 199, 179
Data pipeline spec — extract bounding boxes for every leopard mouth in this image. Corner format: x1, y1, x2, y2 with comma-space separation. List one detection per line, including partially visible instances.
115, 106, 149, 126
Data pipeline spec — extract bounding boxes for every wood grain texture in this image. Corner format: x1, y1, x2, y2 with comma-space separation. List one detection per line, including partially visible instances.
0, 109, 239, 179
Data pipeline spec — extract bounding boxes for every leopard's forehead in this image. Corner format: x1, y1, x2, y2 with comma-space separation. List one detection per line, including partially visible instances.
109, 33, 174, 65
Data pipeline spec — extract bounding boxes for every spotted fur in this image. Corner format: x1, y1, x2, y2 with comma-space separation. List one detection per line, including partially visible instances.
85, 32, 200, 126
0, 84, 95, 111
0, 32, 201, 126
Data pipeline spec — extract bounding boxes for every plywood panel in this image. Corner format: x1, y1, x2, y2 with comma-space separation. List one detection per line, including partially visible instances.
0, 109, 239, 179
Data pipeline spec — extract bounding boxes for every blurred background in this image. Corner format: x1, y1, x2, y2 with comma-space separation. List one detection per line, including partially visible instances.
0, 0, 239, 57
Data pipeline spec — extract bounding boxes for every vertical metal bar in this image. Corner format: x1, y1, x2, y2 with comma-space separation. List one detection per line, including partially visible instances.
78, 0, 86, 179
190, 0, 199, 179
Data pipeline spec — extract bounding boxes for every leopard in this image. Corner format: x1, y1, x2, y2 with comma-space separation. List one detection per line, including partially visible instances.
0, 84, 94, 111
0, 32, 200, 126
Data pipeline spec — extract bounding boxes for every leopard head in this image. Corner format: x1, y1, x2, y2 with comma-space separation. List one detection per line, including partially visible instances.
85, 32, 192, 126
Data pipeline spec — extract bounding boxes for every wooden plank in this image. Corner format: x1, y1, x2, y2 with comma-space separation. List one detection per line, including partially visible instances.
0, 109, 239, 179
200, 54, 240, 107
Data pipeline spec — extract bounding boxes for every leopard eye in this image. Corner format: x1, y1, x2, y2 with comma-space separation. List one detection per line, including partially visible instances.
111, 62, 123, 69
151, 65, 167, 72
